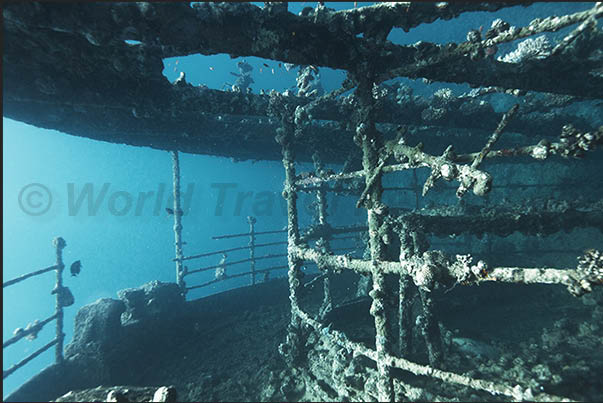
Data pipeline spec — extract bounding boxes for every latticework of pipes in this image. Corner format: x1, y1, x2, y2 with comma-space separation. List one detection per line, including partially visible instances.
264, 3, 602, 402
4, 2, 603, 401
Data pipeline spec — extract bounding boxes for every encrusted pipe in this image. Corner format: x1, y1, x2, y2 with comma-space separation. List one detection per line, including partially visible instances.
273, 95, 304, 326
295, 306, 572, 402
385, 135, 492, 198
313, 152, 333, 320
248, 215, 257, 285
470, 104, 519, 169
455, 125, 603, 163
399, 221, 443, 368
171, 151, 186, 292
3, 313, 58, 349
398, 275, 413, 357
356, 79, 394, 402
379, 4, 603, 84
3, 265, 59, 288
52, 236, 66, 365
3, 339, 59, 379
318, 275, 332, 320
291, 243, 602, 298
296, 162, 414, 187
417, 288, 443, 368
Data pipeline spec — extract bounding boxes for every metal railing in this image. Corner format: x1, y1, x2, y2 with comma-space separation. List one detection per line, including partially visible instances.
272, 81, 603, 402
175, 217, 361, 293
3, 237, 75, 379
167, 150, 361, 295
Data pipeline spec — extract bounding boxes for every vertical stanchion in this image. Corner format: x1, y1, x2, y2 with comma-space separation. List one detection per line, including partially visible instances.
277, 121, 308, 369
398, 275, 413, 357
418, 288, 443, 367
248, 216, 257, 285
171, 151, 186, 292
313, 152, 333, 320
356, 79, 394, 402
281, 133, 302, 312
272, 93, 304, 354
52, 236, 66, 364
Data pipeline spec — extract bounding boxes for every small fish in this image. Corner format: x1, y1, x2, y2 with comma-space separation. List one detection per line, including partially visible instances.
259, 67, 263, 73
70, 260, 81, 277
209, 66, 214, 71
278, 62, 282, 68
263, 63, 270, 68
165, 207, 184, 215
309, 65, 319, 74
271, 68, 275, 74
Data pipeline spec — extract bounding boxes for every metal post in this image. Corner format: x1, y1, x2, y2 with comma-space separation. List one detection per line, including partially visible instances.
418, 288, 443, 367
274, 101, 303, 325
52, 236, 66, 365
171, 151, 186, 291
313, 152, 333, 320
283, 142, 302, 308
398, 275, 413, 357
248, 216, 257, 285
356, 79, 394, 402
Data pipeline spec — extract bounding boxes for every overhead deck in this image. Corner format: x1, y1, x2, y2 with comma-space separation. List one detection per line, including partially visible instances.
3, 2, 602, 163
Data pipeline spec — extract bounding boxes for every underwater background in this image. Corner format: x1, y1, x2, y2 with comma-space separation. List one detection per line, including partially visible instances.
2, 1, 599, 399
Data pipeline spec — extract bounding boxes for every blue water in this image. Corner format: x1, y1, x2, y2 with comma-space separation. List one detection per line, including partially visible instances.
2, 1, 594, 397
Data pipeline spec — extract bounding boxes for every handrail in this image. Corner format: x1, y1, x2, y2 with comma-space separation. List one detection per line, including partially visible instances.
3, 313, 58, 348
185, 245, 359, 277
178, 238, 356, 263
3, 338, 58, 380
3, 237, 71, 381
293, 305, 570, 402
3, 265, 58, 288
186, 253, 288, 276
248, 216, 257, 285
211, 229, 287, 240
174, 240, 288, 262
52, 237, 66, 364
186, 265, 289, 291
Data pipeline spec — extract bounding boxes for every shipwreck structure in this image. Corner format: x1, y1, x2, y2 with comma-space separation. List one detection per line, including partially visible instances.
3, 2, 603, 402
